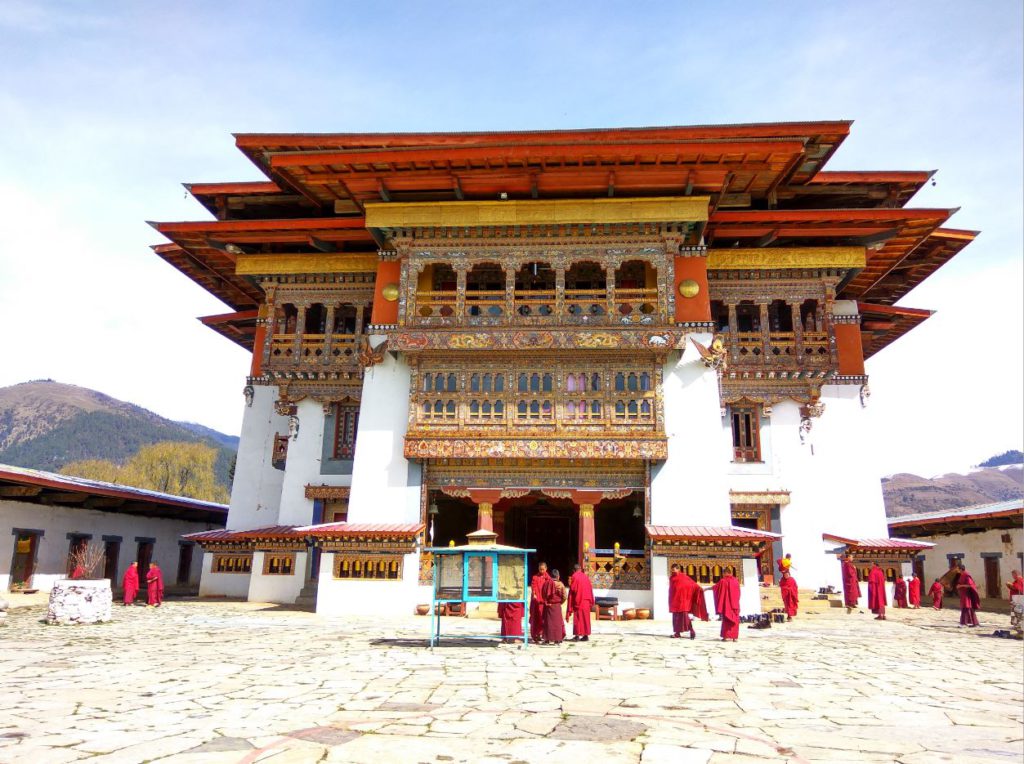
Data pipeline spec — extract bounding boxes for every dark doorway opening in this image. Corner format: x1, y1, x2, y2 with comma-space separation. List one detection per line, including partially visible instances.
503, 500, 578, 579
177, 543, 194, 585
983, 557, 1001, 599
103, 540, 120, 582
137, 541, 154, 581
10, 531, 40, 586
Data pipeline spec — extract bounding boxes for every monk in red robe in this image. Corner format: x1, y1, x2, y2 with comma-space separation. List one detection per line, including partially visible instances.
69, 564, 86, 580
928, 578, 944, 609
565, 563, 595, 642
956, 565, 980, 627
840, 553, 860, 613
541, 569, 567, 644
529, 562, 550, 643
712, 569, 741, 641
779, 571, 799, 620
668, 564, 708, 639
497, 602, 525, 643
1006, 570, 1024, 600
907, 574, 922, 608
893, 576, 908, 608
146, 563, 164, 607
122, 561, 139, 606
867, 561, 887, 620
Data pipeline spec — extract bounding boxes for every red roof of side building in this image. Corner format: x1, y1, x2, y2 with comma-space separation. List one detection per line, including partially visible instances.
822, 534, 933, 551
183, 525, 301, 543
295, 522, 424, 537
646, 525, 781, 541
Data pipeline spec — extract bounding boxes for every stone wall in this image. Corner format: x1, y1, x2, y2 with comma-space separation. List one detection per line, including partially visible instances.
46, 580, 112, 625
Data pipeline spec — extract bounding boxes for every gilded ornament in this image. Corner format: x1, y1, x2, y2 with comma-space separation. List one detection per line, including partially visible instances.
678, 279, 701, 298
381, 283, 400, 301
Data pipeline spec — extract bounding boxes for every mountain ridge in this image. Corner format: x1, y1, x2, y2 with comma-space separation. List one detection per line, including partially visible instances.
0, 380, 238, 488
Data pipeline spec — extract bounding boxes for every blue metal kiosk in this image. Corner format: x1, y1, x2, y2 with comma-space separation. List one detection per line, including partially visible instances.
428, 530, 534, 648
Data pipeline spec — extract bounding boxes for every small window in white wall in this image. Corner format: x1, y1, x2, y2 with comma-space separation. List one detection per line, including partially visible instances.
730, 404, 762, 463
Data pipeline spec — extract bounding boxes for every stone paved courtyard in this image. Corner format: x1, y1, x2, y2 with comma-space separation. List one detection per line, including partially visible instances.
0, 599, 1021, 764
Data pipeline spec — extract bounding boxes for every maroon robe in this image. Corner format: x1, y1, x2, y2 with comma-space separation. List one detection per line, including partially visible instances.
668, 571, 708, 636
928, 581, 944, 609
867, 566, 887, 617
566, 570, 595, 638
146, 567, 164, 606
529, 573, 550, 641
70, 565, 86, 580
841, 559, 860, 607
908, 577, 921, 607
1007, 577, 1024, 599
497, 602, 524, 638
542, 577, 567, 643
712, 574, 741, 640
780, 575, 799, 617
957, 570, 980, 626
893, 579, 908, 608
122, 565, 139, 605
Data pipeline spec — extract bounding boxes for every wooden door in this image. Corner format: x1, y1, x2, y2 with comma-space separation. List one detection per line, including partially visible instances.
103, 541, 120, 582
983, 557, 1001, 599
10, 533, 39, 585
912, 558, 925, 586
137, 542, 154, 581
176, 544, 193, 584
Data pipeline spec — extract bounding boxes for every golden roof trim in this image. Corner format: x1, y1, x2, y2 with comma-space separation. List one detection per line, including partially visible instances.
365, 197, 710, 229
708, 247, 865, 270
235, 253, 379, 276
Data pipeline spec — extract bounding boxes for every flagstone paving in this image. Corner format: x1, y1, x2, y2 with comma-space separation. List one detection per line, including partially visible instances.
0, 599, 1020, 763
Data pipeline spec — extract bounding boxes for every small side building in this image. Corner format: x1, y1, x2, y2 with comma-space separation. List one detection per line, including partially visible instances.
888, 500, 1024, 600
1, 464, 227, 593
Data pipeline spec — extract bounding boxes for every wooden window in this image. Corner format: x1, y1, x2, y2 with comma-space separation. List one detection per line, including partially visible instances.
333, 403, 360, 459
730, 405, 761, 462
212, 553, 252, 574
333, 555, 402, 580
263, 553, 296, 576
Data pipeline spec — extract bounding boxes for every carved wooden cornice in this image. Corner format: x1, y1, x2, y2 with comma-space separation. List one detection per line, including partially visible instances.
389, 328, 687, 353
405, 436, 667, 461
304, 485, 351, 500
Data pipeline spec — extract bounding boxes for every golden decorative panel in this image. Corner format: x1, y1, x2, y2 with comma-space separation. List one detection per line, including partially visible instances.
366, 197, 710, 229
333, 554, 403, 580
707, 247, 865, 271
236, 253, 379, 275
262, 553, 296, 575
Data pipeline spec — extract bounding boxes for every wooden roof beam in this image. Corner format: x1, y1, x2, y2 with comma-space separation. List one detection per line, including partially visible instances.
0, 485, 43, 497
266, 140, 809, 169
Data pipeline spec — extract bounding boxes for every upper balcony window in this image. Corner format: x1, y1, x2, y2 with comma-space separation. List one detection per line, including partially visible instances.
730, 404, 762, 463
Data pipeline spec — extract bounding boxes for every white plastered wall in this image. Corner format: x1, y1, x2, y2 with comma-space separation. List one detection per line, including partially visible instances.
652, 334, 732, 526
728, 383, 887, 592
347, 349, 421, 525
226, 384, 289, 530
1, 500, 211, 592
277, 398, 327, 527
247, 550, 307, 604
315, 551, 420, 616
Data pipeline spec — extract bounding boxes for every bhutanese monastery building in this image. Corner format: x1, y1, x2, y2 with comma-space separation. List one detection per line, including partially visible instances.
152, 123, 976, 616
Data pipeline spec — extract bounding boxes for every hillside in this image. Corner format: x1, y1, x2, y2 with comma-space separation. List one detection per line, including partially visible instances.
0, 380, 238, 489
883, 465, 1023, 517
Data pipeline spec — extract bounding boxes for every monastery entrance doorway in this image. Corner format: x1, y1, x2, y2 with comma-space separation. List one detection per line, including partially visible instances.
504, 500, 578, 579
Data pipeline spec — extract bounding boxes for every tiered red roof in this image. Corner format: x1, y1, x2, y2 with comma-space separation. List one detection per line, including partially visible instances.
822, 533, 933, 552
646, 525, 781, 542
152, 121, 976, 358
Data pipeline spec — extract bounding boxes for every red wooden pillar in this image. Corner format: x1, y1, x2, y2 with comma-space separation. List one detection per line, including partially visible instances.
466, 489, 503, 533
578, 503, 596, 566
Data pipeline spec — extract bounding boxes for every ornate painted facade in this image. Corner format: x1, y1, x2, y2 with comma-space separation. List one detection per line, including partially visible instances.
155, 123, 975, 616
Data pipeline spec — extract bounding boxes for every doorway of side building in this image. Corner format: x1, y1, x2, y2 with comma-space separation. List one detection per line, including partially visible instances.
10, 530, 41, 588
136, 539, 154, 581
983, 556, 1001, 599
731, 504, 776, 580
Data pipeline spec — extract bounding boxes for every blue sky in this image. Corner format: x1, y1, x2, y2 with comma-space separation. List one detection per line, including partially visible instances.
0, 1, 1020, 475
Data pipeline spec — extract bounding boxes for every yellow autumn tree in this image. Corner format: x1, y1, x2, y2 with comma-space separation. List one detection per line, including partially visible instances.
61, 441, 229, 503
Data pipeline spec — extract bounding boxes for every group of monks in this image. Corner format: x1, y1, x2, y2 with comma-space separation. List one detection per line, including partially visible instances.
499, 561, 597, 644
120, 561, 164, 607
667, 564, 742, 641
498, 556, 1024, 644
840, 553, 1023, 628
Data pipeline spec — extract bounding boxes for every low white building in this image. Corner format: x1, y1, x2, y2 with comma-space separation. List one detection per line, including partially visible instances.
1, 464, 227, 594
888, 500, 1024, 601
